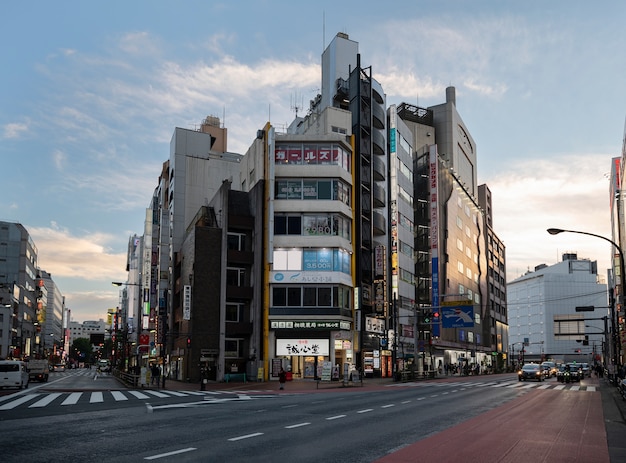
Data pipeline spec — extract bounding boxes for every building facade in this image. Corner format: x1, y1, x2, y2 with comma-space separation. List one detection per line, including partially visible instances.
508, 254, 607, 366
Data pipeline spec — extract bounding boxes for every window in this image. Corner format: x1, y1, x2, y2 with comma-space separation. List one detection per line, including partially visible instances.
226, 268, 246, 286
224, 339, 243, 358
272, 285, 351, 309
226, 303, 243, 322
227, 233, 246, 251
273, 250, 302, 270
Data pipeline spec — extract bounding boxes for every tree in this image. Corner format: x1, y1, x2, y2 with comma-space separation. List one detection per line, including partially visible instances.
71, 337, 93, 364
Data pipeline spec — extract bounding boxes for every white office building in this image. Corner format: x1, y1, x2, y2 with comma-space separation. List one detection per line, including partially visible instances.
507, 253, 608, 365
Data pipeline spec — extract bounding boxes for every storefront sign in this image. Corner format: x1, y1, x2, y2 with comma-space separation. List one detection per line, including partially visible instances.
276, 339, 329, 356
271, 320, 350, 330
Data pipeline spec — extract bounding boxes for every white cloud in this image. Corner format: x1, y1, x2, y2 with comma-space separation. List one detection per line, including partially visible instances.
486, 153, 613, 282
3, 121, 29, 139
28, 224, 127, 281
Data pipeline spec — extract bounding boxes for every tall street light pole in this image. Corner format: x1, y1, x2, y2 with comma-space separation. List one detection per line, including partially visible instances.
547, 228, 623, 376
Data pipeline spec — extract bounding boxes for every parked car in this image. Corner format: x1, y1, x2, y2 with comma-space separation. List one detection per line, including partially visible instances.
518, 363, 544, 382
541, 361, 557, 378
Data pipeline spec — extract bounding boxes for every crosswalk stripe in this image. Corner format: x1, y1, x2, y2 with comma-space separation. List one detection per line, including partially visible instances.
162, 391, 188, 397
586, 386, 596, 392
111, 391, 128, 401
128, 390, 150, 399
29, 393, 63, 408
90, 392, 104, 403
61, 392, 82, 405
144, 390, 170, 398
183, 391, 208, 396
0, 394, 40, 410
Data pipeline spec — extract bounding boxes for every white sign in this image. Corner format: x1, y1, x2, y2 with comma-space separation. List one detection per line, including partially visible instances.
183, 285, 192, 321
276, 339, 329, 356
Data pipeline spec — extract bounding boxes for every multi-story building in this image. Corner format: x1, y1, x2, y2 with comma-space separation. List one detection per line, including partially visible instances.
40, 270, 64, 358
507, 254, 607, 365
610, 154, 624, 368
0, 221, 42, 358
478, 184, 508, 371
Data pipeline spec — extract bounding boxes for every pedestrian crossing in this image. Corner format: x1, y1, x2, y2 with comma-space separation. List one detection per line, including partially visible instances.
386, 379, 597, 392
0, 388, 257, 411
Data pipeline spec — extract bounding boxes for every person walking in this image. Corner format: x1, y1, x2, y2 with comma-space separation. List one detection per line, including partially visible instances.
279, 368, 286, 390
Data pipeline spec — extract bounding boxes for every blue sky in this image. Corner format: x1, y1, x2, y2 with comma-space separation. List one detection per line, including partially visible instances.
2, 1, 625, 322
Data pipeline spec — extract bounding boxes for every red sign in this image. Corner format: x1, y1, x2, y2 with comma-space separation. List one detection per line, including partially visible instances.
139, 334, 150, 345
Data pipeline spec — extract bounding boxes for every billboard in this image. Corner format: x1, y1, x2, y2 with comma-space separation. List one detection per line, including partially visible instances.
441, 303, 474, 328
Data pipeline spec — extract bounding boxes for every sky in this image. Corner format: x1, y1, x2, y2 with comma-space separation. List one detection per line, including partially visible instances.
2, 1, 625, 322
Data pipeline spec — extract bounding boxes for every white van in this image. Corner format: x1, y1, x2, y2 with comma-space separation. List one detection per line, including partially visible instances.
0, 360, 29, 389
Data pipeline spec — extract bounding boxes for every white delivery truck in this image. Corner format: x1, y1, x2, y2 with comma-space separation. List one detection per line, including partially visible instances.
0, 360, 29, 389
27, 359, 50, 382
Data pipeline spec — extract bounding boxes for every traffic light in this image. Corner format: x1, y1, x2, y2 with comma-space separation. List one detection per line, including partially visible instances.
186, 336, 191, 348
423, 313, 431, 324
432, 310, 440, 323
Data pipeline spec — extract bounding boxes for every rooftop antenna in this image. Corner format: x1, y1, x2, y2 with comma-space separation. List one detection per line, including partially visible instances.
291, 91, 304, 118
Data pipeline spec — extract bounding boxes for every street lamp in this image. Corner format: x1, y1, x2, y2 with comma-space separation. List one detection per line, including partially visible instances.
547, 228, 623, 376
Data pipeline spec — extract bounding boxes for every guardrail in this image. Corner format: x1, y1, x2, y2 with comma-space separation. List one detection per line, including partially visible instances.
113, 369, 139, 388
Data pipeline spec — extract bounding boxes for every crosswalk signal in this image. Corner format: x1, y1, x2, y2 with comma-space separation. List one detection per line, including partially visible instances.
186, 336, 191, 348
432, 310, 440, 322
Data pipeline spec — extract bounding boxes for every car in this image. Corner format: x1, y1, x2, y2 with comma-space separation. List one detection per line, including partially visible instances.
556, 363, 582, 382
541, 361, 557, 378
580, 363, 591, 378
518, 363, 544, 382
53, 364, 65, 372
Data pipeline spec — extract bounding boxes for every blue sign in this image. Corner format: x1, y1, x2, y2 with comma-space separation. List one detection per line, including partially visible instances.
441, 305, 474, 328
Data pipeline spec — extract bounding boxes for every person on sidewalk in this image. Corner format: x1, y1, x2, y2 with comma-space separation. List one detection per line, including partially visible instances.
279, 368, 286, 390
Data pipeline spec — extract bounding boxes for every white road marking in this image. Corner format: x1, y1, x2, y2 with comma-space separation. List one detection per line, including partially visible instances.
128, 391, 151, 399
0, 394, 39, 410
144, 447, 197, 460
62, 392, 82, 405
228, 432, 264, 441
285, 422, 311, 429
357, 408, 373, 413
29, 393, 62, 408
111, 391, 128, 401
90, 392, 104, 403
326, 415, 346, 420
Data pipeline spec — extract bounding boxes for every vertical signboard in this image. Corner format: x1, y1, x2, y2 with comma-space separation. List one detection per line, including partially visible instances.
183, 285, 192, 321
429, 145, 440, 337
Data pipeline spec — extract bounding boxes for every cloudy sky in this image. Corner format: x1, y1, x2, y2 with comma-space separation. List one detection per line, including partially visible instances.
2, 1, 624, 322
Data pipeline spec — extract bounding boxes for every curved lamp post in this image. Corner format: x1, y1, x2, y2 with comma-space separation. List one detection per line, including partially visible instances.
547, 228, 623, 374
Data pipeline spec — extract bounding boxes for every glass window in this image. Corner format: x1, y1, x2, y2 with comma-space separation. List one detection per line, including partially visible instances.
303, 287, 316, 306
287, 216, 302, 235
318, 288, 332, 306
287, 287, 301, 306
273, 287, 286, 306
275, 216, 287, 235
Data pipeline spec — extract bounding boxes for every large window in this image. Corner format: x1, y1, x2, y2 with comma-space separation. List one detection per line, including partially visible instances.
272, 285, 351, 309
273, 248, 351, 275
274, 214, 351, 239
275, 179, 351, 205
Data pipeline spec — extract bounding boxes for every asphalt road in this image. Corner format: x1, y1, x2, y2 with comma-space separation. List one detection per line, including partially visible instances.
1, 372, 615, 463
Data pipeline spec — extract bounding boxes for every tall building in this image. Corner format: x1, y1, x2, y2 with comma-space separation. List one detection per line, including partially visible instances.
507, 254, 607, 365
40, 270, 65, 358
610, 151, 624, 368
0, 221, 42, 358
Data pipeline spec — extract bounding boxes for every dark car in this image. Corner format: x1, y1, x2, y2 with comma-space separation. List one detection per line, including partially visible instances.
518, 363, 544, 382
556, 363, 582, 382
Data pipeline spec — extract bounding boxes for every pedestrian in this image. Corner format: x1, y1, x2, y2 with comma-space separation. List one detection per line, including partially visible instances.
279, 367, 286, 390
151, 364, 160, 385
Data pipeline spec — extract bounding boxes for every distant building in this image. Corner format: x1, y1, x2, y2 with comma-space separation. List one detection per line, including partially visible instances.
507, 253, 607, 365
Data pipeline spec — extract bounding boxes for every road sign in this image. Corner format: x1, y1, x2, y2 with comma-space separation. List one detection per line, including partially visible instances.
441, 303, 474, 328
